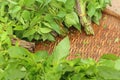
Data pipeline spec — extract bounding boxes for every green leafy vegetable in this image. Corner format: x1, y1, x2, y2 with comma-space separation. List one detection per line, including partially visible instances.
0, 37, 120, 80
0, 0, 111, 41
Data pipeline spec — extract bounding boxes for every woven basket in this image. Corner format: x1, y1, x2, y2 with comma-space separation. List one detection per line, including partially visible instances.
35, 9, 120, 61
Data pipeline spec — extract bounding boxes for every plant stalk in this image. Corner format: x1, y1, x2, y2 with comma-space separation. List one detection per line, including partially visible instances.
76, 0, 94, 35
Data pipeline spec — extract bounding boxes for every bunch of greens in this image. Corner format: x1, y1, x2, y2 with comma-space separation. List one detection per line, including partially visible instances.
0, 0, 111, 41
0, 37, 120, 80
76, 0, 111, 34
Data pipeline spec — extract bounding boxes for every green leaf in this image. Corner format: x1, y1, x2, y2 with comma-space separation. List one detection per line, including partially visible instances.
1, 32, 8, 41
22, 10, 31, 21
8, 46, 30, 58
0, 17, 8, 23
92, 10, 102, 25
50, 22, 61, 34
57, 11, 66, 18
57, 0, 67, 3
99, 59, 115, 68
47, 34, 55, 41
87, 2, 96, 17
24, 0, 35, 6
65, 12, 81, 30
44, 14, 61, 34
7, 0, 17, 4
41, 33, 55, 41
0, 55, 5, 65
6, 26, 13, 35
52, 36, 70, 62
101, 54, 119, 60
65, 0, 75, 12
71, 73, 81, 80
39, 27, 52, 33
30, 16, 40, 27
42, 22, 52, 28
13, 25, 24, 30
34, 51, 49, 62
9, 6, 21, 13
23, 28, 36, 38
34, 34, 40, 40
4, 62, 26, 80
0, 3, 6, 17
115, 59, 120, 71
98, 66, 120, 80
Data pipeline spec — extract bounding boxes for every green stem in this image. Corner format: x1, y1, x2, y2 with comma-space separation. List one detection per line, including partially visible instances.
76, 0, 94, 35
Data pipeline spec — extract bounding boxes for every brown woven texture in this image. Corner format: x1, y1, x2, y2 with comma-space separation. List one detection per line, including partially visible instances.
35, 12, 120, 61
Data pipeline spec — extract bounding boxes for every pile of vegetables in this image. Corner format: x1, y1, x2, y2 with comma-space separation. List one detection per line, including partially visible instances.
0, 37, 120, 80
0, 0, 111, 41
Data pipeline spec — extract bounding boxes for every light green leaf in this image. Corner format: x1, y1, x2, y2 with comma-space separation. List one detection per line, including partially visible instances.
98, 66, 120, 80
115, 59, 120, 70
41, 33, 55, 41
9, 6, 21, 13
92, 10, 102, 25
6, 26, 13, 35
65, 12, 79, 27
42, 22, 52, 28
57, 11, 66, 18
65, 0, 75, 11
0, 55, 5, 65
24, 0, 35, 6
34, 51, 49, 62
99, 59, 115, 68
87, 2, 96, 17
8, 46, 30, 58
23, 28, 36, 37
44, 14, 61, 34
57, 0, 67, 3
30, 16, 40, 26
39, 27, 52, 33
7, 0, 17, 4
13, 25, 24, 30
52, 36, 70, 62
22, 10, 31, 21
4, 62, 26, 80
101, 54, 119, 60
